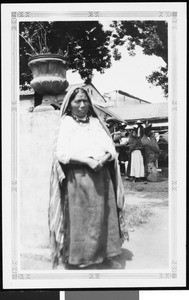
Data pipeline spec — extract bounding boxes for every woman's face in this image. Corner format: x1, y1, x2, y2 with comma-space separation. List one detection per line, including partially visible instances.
120, 130, 126, 137
132, 130, 137, 137
70, 90, 90, 118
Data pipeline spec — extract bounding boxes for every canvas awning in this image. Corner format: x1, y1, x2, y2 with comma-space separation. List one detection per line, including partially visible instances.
96, 102, 168, 124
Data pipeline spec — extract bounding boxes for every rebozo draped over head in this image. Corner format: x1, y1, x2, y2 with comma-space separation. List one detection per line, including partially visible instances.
60, 86, 96, 117
49, 86, 126, 267
59, 86, 125, 208
59, 86, 112, 137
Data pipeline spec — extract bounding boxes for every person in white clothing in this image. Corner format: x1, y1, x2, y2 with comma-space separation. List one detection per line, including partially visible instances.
49, 87, 128, 270
128, 128, 145, 181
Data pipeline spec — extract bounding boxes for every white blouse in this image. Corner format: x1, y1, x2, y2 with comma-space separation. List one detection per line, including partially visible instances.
56, 115, 117, 164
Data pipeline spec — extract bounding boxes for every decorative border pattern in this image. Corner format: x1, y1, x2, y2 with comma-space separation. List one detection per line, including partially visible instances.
89, 11, 99, 17
170, 11, 177, 267
158, 261, 177, 279
12, 260, 18, 279
172, 12, 178, 30
172, 180, 177, 191
11, 10, 178, 285
11, 10, 179, 19
11, 12, 18, 270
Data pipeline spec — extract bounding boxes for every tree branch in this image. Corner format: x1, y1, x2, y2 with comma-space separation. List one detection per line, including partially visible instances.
19, 33, 38, 55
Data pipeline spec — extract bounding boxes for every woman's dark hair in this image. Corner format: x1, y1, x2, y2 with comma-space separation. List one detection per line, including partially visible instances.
132, 128, 138, 133
144, 127, 151, 135
67, 87, 96, 117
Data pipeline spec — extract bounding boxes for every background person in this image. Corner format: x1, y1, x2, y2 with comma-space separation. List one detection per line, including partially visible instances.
127, 127, 145, 182
135, 120, 144, 138
141, 127, 163, 182
114, 127, 129, 176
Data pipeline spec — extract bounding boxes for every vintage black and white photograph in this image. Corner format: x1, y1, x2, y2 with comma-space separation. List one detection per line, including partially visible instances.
2, 3, 186, 289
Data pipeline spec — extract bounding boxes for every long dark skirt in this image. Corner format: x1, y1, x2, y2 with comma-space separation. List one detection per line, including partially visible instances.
62, 164, 122, 266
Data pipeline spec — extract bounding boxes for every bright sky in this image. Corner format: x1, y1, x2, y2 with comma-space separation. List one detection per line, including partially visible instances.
67, 47, 167, 104
67, 21, 167, 104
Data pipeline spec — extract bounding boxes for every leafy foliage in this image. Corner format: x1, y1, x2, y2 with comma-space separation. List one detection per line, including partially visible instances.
147, 66, 168, 97
110, 21, 168, 96
20, 20, 168, 96
19, 21, 112, 85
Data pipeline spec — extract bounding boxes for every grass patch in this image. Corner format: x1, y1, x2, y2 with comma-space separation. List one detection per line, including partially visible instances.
122, 203, 153, 228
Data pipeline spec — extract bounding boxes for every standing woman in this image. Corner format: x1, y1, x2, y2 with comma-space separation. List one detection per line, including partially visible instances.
128, 128, 145, 181
49, 87, 127, 270
141, 127, 162, 182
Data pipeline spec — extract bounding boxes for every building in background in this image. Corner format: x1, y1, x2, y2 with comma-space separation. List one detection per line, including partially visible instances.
103, 90, 150, 106
20, 82, 168, 131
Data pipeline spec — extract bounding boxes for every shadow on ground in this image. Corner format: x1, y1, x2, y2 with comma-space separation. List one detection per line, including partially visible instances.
21, 247, 133, 271
64, 247, 133, 270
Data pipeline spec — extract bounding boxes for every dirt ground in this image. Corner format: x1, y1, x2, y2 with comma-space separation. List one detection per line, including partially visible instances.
118, 167, 169, 269
20, 167, 169, 271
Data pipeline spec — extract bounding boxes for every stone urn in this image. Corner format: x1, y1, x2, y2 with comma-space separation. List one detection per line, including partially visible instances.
28, 54, 69, 95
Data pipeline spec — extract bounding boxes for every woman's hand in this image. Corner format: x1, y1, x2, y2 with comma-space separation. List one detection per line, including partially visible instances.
87, 158, 103, 172
98, 152, 112, 166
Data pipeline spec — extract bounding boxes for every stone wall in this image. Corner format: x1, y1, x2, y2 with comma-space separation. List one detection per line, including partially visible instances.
20, 99, 60, 254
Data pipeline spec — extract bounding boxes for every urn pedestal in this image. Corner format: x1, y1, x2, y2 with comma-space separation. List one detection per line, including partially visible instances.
28, 54, 69, 96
